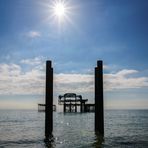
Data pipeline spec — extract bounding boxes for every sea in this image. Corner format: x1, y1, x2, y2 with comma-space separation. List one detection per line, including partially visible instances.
0, 110, 148, 148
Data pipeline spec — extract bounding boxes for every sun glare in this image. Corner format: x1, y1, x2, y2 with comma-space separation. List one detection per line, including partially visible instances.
47, 0, 73, 25
52, 1, 67, 20
54, 3, 65, 17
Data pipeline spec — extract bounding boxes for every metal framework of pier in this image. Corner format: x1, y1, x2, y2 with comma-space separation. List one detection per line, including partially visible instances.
58, 93, 95, 112
45, 60, 104, 139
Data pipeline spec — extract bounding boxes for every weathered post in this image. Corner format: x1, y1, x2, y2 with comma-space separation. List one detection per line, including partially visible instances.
75, 97, 77, 112
80, 102, 83, 113
45, 61, 53, 138
80, 95, 83, 113
64, 97, 66, 112
95, 60, 104, 135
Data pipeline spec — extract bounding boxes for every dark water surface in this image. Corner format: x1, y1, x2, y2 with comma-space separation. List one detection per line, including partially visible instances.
0, 110, 148, 147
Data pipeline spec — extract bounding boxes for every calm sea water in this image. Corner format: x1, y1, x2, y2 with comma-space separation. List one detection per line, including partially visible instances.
0, 110, 148, 148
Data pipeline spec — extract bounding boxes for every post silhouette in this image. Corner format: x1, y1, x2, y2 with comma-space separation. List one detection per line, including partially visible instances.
95, 60, 104, 135
45, 61, 53, 138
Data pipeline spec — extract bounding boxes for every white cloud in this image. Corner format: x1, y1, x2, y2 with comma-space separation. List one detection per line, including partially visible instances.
104, 69, 148, 90
103, 64, 109, 70
20, 57, 43, 66
54, 70, 148, 94
115, 69, 138, 76
54, 73, 94, 94
0, 63, 45, 95
26, 31, 41, 38
0, 61, 148, 95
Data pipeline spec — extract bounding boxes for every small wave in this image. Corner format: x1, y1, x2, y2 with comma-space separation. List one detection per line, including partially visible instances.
0, 139, 42, 146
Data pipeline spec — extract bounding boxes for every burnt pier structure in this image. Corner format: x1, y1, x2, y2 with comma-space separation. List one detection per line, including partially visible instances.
58, 93, 95, 113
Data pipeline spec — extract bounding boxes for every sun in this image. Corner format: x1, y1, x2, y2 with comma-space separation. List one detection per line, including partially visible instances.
47, 0, 73, 25
54, 3, 65, 17
52, 1, 67, 20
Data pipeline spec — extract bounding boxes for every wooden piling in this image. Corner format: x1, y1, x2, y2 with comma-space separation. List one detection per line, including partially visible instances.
75, 99, 77, 112
45, 61, 53, 138
70, 100, 71, 112
95, 60, 104, 135
64, 97, 66, 112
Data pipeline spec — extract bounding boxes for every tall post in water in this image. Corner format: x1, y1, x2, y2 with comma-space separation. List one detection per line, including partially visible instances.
45, 61, 53, 138
80, 95, 83, 113
64, 97, 66, 112
95, 60, 104, 135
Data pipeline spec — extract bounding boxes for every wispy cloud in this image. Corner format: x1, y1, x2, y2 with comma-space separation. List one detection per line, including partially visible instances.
20, 57, 43, 66
26, 31, 41, 38
103, 64, 109, 70
54, 73, 94, 94
104, 69, 148, 91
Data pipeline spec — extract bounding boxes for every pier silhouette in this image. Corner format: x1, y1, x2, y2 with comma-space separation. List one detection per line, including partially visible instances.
58, 93, 95, 112
45, 60, 104, 139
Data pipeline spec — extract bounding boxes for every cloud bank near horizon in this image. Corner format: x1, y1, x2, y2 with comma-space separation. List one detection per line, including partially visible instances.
0, 57, 148, 96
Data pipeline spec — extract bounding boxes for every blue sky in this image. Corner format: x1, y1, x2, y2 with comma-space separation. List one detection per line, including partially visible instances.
0, 0, 148, 109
